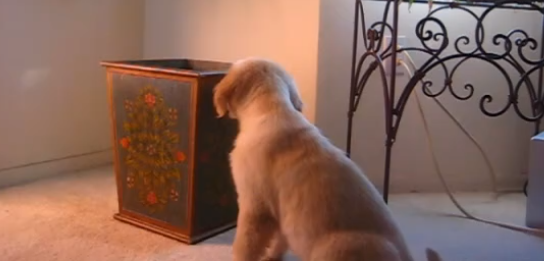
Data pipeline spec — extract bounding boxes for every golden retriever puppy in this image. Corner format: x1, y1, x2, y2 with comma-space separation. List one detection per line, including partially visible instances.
213, 57, 442, 261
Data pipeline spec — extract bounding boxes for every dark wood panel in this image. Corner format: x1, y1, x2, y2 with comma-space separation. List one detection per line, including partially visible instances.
192, 76, 239, 237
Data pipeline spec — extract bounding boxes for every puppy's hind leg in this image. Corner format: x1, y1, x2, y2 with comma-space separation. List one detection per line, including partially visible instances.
233, 209, 276, 261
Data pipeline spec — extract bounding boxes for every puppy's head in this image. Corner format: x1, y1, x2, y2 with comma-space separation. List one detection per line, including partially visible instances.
213, 57, 303, 119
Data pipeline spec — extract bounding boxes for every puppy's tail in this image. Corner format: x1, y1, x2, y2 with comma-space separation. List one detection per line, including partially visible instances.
425, 248, 443, 261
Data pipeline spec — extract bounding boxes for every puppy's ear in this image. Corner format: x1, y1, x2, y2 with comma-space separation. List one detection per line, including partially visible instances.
213, 75, 234, 118
288, 86, 304, 112
275, 67, 304, 112
213, 60, 260, 118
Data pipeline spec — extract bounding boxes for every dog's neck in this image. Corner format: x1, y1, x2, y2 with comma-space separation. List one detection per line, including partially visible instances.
235, 98, 301, 132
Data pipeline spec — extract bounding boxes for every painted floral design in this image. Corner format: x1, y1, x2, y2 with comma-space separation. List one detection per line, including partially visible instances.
170, 188, 179, 202
168, 108, 178, 120
120, 138, 130, 149
146, 144, 157, 156
144, 93, 156, 107
147, 191, 158, 205
119, 85, 185, 213
126, 175, 135, 188
176, 151, 186, 162
124, 100, 133, 110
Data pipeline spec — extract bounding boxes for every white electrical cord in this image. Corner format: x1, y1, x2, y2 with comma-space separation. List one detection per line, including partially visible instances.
401, 51, 499, 197
395, 47, 544, 235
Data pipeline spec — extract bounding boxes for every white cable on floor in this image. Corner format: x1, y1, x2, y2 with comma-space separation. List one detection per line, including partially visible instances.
394, 48, 544, 235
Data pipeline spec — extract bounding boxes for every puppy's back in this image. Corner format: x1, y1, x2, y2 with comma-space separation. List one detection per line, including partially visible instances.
262, 113, 412, 260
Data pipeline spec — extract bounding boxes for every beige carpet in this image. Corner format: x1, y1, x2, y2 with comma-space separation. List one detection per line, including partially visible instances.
1, 165, 543, 261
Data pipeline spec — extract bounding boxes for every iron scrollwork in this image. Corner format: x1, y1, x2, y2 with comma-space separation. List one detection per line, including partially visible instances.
347, 0, 544, 202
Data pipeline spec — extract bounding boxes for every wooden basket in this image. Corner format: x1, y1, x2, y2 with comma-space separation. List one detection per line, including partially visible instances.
101, 59, 238, 244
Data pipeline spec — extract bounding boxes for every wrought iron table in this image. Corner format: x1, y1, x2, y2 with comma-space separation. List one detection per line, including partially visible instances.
346, 0, 544, 202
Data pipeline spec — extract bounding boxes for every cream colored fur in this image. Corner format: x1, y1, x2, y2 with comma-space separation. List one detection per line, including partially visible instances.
213, 57, 442, 261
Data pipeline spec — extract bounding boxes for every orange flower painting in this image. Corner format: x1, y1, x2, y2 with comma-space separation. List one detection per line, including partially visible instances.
146, 191, 158, 205
176, 151, 186, 162
144, 93, 156, 107
120, 137, 130, 148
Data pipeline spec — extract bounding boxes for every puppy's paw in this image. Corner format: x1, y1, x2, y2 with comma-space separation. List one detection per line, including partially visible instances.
260, 251, 284, 261
260, 257, 283, 261
425, 248, 443, 261
261, 248, 284, 261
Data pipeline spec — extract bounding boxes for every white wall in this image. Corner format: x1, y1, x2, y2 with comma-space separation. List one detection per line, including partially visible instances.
0, 0, 536, 192
143, 0, 321, 122
0, 0, 145, 186
317, 0, 542, 193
